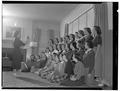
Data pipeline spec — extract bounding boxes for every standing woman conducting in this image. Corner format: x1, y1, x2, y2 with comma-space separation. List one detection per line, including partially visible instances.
92, 26, 102, 80
12, 30, 25, 71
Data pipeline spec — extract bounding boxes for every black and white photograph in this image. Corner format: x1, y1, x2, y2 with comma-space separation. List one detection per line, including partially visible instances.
1, 1, 118, 90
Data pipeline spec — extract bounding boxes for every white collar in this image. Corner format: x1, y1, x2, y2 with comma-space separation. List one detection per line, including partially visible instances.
85, 48, 92, 54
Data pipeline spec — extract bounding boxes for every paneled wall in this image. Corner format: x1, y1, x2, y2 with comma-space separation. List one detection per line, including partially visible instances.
32, 20, 60, 54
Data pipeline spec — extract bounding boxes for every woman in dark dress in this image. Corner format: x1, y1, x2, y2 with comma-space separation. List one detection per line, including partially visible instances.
12, 30, 25, 71
64, 44, 74, 78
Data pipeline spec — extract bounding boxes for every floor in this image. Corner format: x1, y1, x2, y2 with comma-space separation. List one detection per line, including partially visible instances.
2, 71, 110, 89
2, 72, 60, 88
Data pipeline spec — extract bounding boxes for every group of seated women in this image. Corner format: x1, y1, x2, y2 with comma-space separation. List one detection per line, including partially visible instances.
20, 26, 102, 86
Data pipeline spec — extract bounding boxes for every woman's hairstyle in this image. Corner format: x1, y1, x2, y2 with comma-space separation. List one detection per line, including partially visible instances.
57, 44, 62, 51
53, 44, 58, 50
14, 30, 20, 38
49, 39, 54, 45
66, 43, 71, 50
59, 37, 63, 42
49, 45, 54, 52
30, 54, 36, 59
70, 34, 75, 41
53, 52, 58, 57
36, 55, 41, 59
94, 26, 102, 35
78, 30, 84, 36
75, 32, 78, 34
54, 37, 59, 44
86, 40, 93, 48
71, 42, 77, 49
65, 35, 70, 39
78, 38, 85, 45
84, 27, 92, 35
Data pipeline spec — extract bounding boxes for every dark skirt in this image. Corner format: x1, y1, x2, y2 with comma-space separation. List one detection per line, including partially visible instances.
64, 61, 74, 76
12, 48, 23, 70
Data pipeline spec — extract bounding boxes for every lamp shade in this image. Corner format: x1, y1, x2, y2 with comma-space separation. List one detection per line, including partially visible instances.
29, 42, 38, 47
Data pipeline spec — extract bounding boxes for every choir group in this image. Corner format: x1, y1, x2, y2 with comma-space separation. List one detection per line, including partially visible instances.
20, 26, 102, 86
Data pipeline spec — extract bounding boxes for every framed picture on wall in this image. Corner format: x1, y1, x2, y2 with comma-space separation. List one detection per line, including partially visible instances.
2, 26, 22, 40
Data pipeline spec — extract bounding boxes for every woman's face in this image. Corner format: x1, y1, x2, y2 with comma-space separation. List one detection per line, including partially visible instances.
92, 27, 97, 37
85, 42, 88, 49
53, 45, 57, 50
76, 42, 79, 49
57, 45, 60, 51
49, 46, 53, 52
70, 35, 73, 41
84, 29, 89, 36
63, 55, 67, 62
75, 33, 79, 38
61, 45, 65, 51
78, 33, 82, 38
31, 55, 35, 60
66, 36, 70, 42
70, 44, 74, 50
65, 45, 68, 51
48, 40, 52, 45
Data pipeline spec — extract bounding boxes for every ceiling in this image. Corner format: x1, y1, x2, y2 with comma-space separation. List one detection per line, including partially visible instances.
3, 4, 79, 22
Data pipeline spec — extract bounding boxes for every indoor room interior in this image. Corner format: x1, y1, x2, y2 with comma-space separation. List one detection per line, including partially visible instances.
2, 2, 113, 89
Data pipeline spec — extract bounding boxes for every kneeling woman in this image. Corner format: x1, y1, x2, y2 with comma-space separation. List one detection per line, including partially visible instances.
60, 54, 85, 86
20, 55, 36, 72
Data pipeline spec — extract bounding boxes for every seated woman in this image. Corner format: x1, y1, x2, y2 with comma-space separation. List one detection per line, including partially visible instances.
57, 44, 62, 56
53, 44, 59, 54
31, 52, 47, 73
64, 44, 74, 78
40, 53, 58, 79
49, 53, 67, 83
44, 47, 51, 58
58, 37, 63, 44
60, 54, 85, 86
37, 54, 53, 76
20, 55, 36, 72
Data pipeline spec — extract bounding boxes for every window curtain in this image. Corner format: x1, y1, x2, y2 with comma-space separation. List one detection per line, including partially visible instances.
94, 3, 110, 82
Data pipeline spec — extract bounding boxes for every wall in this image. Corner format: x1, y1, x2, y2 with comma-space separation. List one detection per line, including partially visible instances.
2, 16, 33, 48
2, 17, 60, 54
32, 20, 60, 53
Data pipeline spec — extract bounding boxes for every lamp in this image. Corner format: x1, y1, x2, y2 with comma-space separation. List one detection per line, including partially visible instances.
29, 41, 38, 47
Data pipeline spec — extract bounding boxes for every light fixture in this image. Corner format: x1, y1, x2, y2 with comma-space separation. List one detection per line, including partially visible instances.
14, 23, 17, 26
